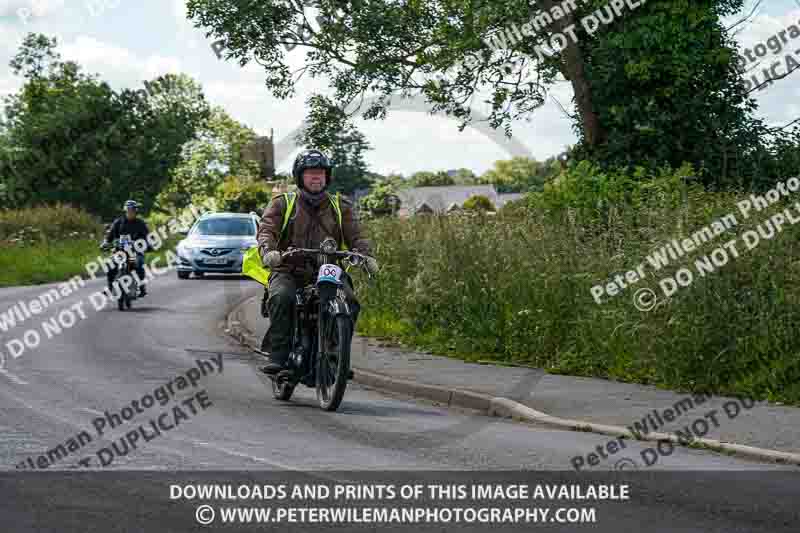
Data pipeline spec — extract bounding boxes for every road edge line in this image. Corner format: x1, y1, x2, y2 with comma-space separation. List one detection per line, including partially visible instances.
226, 295, 800, 467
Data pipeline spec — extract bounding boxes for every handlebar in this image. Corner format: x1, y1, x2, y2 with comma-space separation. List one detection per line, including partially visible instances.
280, 247, 372, 275
281, 247, 368, 261
100, 239, 151, 253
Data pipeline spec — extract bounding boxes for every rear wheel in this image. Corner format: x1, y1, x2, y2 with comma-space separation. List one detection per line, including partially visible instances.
316, 314, 352, 412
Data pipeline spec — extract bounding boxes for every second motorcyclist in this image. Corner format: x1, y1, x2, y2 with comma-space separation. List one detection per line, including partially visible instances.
101, 200, 150, 296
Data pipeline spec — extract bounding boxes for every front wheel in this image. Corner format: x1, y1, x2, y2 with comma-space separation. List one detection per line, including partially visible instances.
316, 314, 352, 412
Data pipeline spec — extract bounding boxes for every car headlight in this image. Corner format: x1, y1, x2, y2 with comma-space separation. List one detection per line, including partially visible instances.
177, 245, 194, 257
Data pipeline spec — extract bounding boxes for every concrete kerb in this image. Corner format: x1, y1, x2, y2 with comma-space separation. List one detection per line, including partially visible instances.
226, 295, 800, 467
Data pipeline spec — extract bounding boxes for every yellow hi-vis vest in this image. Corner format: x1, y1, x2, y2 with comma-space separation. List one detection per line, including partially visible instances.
241, 191, 346, 286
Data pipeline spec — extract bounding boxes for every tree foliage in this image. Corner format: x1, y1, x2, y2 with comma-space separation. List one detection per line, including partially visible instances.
450, 168, 478, 185
155, 106, 259, 213
478, 156, 553, 193
463, 194, 495, 211
409, 170, 455, 187
186, 0, 798, 187
577, 0, 797, 188
0, 34, 210, 218
214, 174, 272, 213
358, 180, 399, 219
295, 95, 373, 195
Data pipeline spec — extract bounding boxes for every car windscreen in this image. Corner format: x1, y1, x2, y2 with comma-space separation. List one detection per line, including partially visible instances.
192, 218, 255, 236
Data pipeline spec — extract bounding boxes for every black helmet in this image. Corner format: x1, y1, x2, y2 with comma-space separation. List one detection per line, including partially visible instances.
292, 149, 333, 189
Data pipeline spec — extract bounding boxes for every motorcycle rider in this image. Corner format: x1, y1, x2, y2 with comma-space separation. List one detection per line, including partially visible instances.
257, 149, 379, 375
101, 200, 150, 296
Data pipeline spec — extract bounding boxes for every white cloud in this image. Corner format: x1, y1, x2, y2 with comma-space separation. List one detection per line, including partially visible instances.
0, 0, 64, 19
727, 5, 800, 127
58, 36, 182, 86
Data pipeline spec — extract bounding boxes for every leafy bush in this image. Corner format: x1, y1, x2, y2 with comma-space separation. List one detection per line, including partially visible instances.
463, 194, 495, 212
214, 175, 272, 214
358, 182, 399, 219
0, 204, 102, 244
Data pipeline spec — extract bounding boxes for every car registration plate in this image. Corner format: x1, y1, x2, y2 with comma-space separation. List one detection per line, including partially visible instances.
204, 258, 227, 265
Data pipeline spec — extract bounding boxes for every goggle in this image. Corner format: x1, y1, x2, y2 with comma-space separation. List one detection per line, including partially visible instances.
300, 152, 329, 167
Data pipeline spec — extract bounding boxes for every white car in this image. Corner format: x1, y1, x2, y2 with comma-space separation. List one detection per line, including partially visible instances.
175, 212, 260, 279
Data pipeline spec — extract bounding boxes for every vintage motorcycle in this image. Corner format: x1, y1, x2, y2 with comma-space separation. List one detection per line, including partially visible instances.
257, 237, 373, 412
102, 234, 141, 311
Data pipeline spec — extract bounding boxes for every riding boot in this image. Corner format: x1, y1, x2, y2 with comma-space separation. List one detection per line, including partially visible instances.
261, 349, 289, 375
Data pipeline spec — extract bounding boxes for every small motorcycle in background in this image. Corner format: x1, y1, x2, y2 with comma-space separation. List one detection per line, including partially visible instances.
101, 234, 140, 311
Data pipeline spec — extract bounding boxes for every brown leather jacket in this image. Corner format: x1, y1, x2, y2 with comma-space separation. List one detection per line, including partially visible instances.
256, 191, 372, 280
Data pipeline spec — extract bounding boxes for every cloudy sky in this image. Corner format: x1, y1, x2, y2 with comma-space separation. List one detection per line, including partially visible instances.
0, 0, 798, 176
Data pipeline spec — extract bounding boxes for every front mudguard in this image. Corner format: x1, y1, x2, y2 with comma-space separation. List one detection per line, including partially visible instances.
319, 283, 353, 319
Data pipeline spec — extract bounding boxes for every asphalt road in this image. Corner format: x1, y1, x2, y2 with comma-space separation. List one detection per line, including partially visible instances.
0, 273, 797, 532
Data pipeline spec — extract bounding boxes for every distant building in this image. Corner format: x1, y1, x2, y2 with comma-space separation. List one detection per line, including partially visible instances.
395, 185, 499, 216
241, 129, 276, 180
390, 185, 528, 216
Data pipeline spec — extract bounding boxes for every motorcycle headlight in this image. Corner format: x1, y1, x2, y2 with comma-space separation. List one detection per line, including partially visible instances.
321, 238, 337, 255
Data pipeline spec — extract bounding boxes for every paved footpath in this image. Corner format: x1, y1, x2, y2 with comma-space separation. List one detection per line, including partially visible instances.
233, 295, 800, 457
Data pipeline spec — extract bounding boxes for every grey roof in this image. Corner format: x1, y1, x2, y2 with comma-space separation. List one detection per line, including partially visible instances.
396, 185, 499, 213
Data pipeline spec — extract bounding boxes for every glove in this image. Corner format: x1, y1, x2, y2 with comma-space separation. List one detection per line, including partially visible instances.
365, 256, 379, 274
263, 250, 282, 268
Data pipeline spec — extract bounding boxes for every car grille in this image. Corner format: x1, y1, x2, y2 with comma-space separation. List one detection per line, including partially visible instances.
200, 248, 233, 257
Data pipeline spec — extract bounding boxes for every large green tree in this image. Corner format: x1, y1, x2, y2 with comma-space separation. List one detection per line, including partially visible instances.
154, 106, 259, 213
0, 34, 210, 217
185, 0, 793, 185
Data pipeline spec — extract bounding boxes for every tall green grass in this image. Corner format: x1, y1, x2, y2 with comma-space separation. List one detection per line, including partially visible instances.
0, 204, 179, 287
357, 163, 800, 404
0, 204, 104, 286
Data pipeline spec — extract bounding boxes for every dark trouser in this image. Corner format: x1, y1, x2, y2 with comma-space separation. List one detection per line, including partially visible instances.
264, 271, 360, 365
106, 253, 145, 290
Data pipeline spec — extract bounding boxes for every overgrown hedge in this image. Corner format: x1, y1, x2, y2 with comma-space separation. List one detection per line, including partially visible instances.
356, 162, 800, 405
